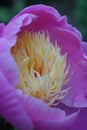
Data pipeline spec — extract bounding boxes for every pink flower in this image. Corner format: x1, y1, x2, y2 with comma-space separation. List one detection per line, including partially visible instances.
0, 4, 87, 130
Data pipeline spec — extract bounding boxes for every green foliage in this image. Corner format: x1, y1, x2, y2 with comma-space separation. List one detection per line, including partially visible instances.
0, 7, 11, 23
0, 0, 25, 23
74, 0, 87, 40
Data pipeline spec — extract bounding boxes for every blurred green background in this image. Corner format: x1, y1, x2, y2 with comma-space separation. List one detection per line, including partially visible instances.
0, 0, 87, 129
0, 0, 87, 41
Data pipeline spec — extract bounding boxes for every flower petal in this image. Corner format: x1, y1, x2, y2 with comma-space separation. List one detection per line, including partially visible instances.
70, 108, 87, 130
0, 71, 33, 130
2, 13, 37, 45
48, 27, 87, 107
81, 41, 87, 60
49, 26, 81, 56
16, 90, 79, 130
61, 67, 87, 107
16, 4, 61, 20
17, 5, 60, 32
5, 4, 82, 42
57, 16, 82, 40
0, 23, 5, 37
0, 38, 19, 87
17, 4, 82, 40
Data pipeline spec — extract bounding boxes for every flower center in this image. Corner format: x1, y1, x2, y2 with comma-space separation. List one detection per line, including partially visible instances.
11, 31, 70, 106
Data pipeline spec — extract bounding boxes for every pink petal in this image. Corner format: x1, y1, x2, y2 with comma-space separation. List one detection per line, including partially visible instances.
16, 4, 61, 20
2, 13, 37, 45
16, 90, 79, 130
61, 65, 87, 107
49, 27, 87, 107
81, 41, 87, 60
70, 108, 87, 130
4, 4, 82, 43
0, 38, 19, 87
0, 71, 33, 130
0, 23, 5, 36
18, 5, 60, 32
49, 27, 81, 57
57, 16, 82, 40
16, 4, 81, 40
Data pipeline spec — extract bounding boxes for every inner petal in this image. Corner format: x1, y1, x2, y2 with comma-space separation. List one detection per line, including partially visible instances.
11, 31, 70, 106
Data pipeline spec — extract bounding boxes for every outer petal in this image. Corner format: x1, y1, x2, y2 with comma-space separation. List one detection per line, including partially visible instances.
70, 108, 87, 130
0, 71, 33, 130
4, 4, 82, 43
57, 16, 82, 40
15, 4, 82, 40
0, 23, 5, 37
13, 4, 61, 20
2, 14, 37, 45
81, 41, 87, 60
0, 38, 33, 130
16, 89, 79, 130
48, 27, 87, 107
0, 38, 19, 87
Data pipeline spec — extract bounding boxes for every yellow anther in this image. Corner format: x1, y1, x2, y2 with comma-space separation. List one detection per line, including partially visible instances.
11, 31, 70, 106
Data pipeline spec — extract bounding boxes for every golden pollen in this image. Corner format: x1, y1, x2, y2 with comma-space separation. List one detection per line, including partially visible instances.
11, 31, 70, 106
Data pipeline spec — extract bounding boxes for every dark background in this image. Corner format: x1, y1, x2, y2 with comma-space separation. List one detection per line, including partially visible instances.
0, 0, 87, 40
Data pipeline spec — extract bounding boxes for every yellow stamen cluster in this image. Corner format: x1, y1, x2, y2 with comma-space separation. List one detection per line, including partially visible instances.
11, 31, 70, 106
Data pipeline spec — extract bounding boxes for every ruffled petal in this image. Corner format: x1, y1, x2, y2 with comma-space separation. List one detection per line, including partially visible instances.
5, 4, 82, 42
17, 5, 60, 32
57, 16, 82, 40
0, 71, 33, 130
16, 89, 79, 130
15, 4, 82, 40
2, 13, 37, 45
15, 4, 61, 20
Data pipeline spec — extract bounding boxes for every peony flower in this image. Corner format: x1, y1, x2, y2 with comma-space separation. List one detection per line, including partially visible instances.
0, 4, 87, 130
